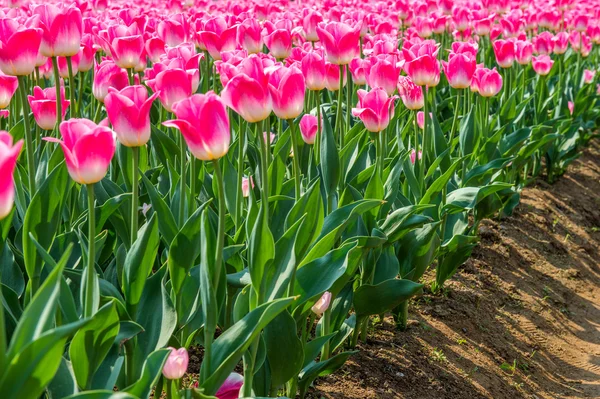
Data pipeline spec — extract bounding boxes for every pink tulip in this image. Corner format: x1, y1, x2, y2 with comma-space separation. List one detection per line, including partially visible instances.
221, 64, 272, 123
515, 40, 533, 65
472, 67, 503, 97
0, 72, 18, 109
33, 5, 82, 57
162, 347, 188, 380
397, 76, 424, 110
0, 131, 23, 219
531, 55, 554, 76
451, 42, 478, 59
473, 15, 493, 36
352, 88, 396, 133
367, 56, 401, 96
0, 20, 43, 76
241, 176, 254, 198
268, 66, 305, 120
93, 60, 129, 103
493, 39, 516, 68
157, 19, 187, 47
28, 85, 70, 130
146, 68, 195, 113
324, 63, 346, 92
442, 52, 476, 89
264, 29, 292, 60
410, 149, 422, 164
78, 34, 96, 72
215, 373, 244, 399
197, 17, 237, 61
237, 18, 263, 54
45, 119, 116, 185
568, 101, 574, 115
552, 32, 569, 55
571, 14, 588, 32
583, 70, 596, 84
164, 92, 230, 161
349, 57, 369, 86
105, 85, 159, 147
301, 51, 326, 91
417, 111, 425, 129
303, 11, 323, 42
299, 114, 319, 144
533, 32, 554, 55
414, 17, 433, 38
403, 41, 441, 87
311, 291, 332, 316
145, 37, 166, 64
316, 21, 361, 65
105, 35, 145, 69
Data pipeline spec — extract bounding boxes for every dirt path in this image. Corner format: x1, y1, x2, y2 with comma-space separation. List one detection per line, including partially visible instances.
309, 141, 600, 399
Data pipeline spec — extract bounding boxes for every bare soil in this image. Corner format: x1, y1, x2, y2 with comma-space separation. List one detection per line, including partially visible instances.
308, 141, 600, 399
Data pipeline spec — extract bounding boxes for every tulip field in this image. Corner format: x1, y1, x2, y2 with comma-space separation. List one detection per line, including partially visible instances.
0, 0, 599, 398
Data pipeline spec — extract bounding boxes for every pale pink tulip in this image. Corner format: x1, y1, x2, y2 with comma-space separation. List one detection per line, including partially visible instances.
312, 292, 332, 316
162, 347, 188, 380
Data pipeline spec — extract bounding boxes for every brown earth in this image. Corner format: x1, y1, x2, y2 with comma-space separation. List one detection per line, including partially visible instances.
307, 141, 600, 399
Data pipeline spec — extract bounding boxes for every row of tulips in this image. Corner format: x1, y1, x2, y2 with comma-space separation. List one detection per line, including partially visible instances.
0, 0, 599, 398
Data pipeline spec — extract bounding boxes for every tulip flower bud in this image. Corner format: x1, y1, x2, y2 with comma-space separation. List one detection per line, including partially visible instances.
312, 291, 332, 316
0, 131, 23, 219
493, 39, 516, 69
268, 65, 305, 120
583, 69, 596, 84
352, 88, 397, 133
531, 55, 554, 76
162, 347, 189, 380
472, 67, 503, 97
442, 52, 476, 89
299, 114, 319, 144
222, 72, 272, 123
28, 85, 70, 131
45, 119, 116, 185
241, 176, 254, 197
301, 52, 327, 91
164, 92, 231, 161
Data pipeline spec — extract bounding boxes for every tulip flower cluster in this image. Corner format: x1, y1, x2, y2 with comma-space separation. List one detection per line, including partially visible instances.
0, 0, 598, 399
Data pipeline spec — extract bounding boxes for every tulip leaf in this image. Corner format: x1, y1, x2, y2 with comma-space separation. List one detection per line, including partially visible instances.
200, 297, 294, 395
141, 173, 178, 245
123, 348, 170, 398
47, 357, 78, 398
354, 279, 423, 318
123, 214, 159, 309
22, 163, 72, 291
65, 392, 138, 399
248, 203, 275, 296
264, 310, 304, 387
320, 109, 340, 197
69, 301, 120, 390
298, 351, 357, 399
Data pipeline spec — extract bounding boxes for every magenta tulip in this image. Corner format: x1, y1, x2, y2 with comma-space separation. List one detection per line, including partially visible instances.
442, 52, 476, 89
324, 63, 346, 91
584, 70, 596, 84
367, 56, 401, 96
93, 60, 129, 103
301, 51, 326, 91
0, 19, 43, 76
268, 66, 305, 120
316, 21, 361, 65
492, 39, 516, 68
215, 373, 244, 399
237, 18, 263, 54
0, 131, 22, 219
352, 88, 396, 133
45, 119, 116, 185
197, 17, 237, 61
397, 76, 424, 110
299, 114, 319, 144
0, 72, 18, 109
164, 92, 230, 161
403, 42, 441, 87
146, 68, 195, 113
264, 29, 292, 60
472, 67, 503, 97
532, 55, 554, 76
515, 40, 533, 65
105, 35, 145, 70
162, 347, 188, 380
33, 4, 82, 57
28, 85, 70, 130
222, 72, 272, 123
104, 85, 159, 147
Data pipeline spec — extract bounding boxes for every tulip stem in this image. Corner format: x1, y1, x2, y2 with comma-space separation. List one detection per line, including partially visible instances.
236, 121, 246, 227
256, 120, 268, 215
51, 57, 63, 130
420, 87, 428, 195
84, 184, 96, 318
17, 76, 36, 196
127, 68, 134, 86
337, 65, 345, 148
321, 309, 331, 360
212, 159, 225, 298
315, 91, 321, 164
131, 147, 139, 244
77, 69, 85, 118
288, 119, 301, 199
66, 56, 76, 118
449, 89, 462, 154
179, 136, 186, 226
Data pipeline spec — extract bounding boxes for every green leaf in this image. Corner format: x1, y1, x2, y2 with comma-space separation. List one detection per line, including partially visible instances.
7, 244, 73, 359
65, 391, 138, 399
248, 204, 275, 295
284, 179, 323, 258
168, 202, 209, 295
47, 357, 78, 398
264, 310, 304, 387
141, 172, 178, 245
459, 105, 477, 157
70, 301, 120, 389
319, 110, 340, 196
200, 297, 294, 395
123, 348, 170, 398
353, 279, 423, 317
298, 351, 357, 398
123, 214, 159, 309
22, 163, 72, 288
